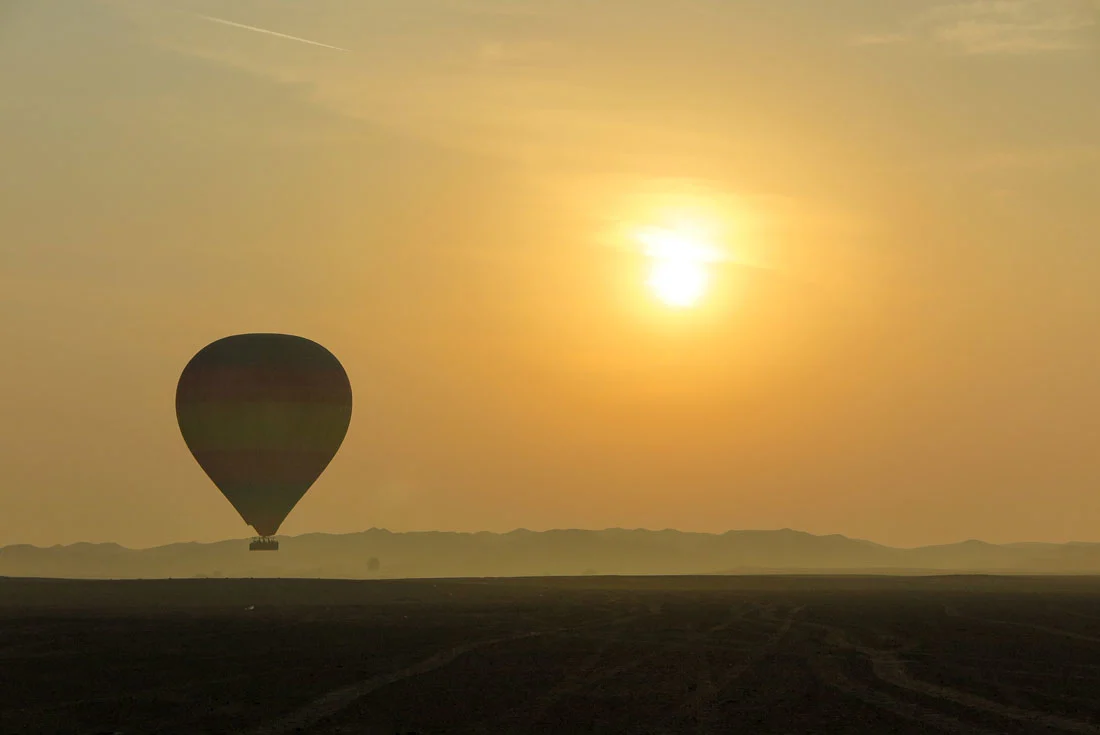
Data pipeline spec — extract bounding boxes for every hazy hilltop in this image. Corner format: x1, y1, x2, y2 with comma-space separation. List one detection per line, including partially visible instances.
4, 529, 1100, 580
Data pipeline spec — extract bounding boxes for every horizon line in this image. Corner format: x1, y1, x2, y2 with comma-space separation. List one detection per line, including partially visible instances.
5, 526, 1098, 553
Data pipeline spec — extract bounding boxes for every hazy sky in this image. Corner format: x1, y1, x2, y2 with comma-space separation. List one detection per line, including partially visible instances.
3, 0, 1099, 548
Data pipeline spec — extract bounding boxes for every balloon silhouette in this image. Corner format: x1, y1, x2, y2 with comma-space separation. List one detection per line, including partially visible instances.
176, 334, 352, 550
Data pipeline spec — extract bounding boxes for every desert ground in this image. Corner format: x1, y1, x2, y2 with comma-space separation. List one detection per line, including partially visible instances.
4, 575, 1100, 734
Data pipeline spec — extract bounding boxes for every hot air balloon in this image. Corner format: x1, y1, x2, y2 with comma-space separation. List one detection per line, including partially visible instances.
176, 334, 352, 551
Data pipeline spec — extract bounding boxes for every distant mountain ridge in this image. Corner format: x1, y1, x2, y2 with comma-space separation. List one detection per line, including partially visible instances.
4, 528, 1100, 580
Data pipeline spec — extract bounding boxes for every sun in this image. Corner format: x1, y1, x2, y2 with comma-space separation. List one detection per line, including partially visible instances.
636, 226, 721, 309
648, 259, 708, 308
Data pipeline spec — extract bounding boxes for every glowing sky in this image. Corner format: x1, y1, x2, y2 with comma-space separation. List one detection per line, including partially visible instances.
2, 0, 1099, 548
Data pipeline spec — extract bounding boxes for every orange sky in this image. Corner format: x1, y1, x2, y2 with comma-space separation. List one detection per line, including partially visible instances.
3, 0, 1100, 548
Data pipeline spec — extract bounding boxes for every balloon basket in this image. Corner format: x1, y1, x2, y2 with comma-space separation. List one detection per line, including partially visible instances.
249, 537, 279, 552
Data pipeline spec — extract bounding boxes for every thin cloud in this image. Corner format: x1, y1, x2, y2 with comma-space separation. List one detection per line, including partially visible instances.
931, 1, 1093, 54
196, 14, 349, 52
893, 145, 1100, 177
850, 32, 910, 47
853, 0, 1097, 55
965, 145, 1100, 172
440, 0, 547, 18
476, 39, 558, 64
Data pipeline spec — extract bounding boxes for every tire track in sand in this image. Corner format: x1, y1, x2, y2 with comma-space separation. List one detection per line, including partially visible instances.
944, 601, 1100, 646
811, 652, 1000, 735
254, 606, 646, 735
249, 630, 545, 735
681, 603, 805, 733
809, 619, 1100, 734
488, 610, 658, 729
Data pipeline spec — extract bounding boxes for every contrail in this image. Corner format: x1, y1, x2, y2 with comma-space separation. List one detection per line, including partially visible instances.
197, 14, 348, 52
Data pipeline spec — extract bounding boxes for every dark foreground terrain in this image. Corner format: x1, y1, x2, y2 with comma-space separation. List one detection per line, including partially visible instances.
4, 576, 1100, 734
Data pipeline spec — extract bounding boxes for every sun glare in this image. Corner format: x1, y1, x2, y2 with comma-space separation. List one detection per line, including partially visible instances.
648, 259, 708, 308
636, 226, 721, 309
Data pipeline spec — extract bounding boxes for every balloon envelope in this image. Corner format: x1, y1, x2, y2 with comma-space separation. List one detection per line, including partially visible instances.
176, 334, 352, 538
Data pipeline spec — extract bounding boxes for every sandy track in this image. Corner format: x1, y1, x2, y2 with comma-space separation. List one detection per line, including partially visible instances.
675, 603, 804, 732
808, 618, 1100, 734
254, 603, 650, 735
249, 630, 545, 735
487, 613, 659, 729
811, 651, 1001, 735
945, 601, 1100, 645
